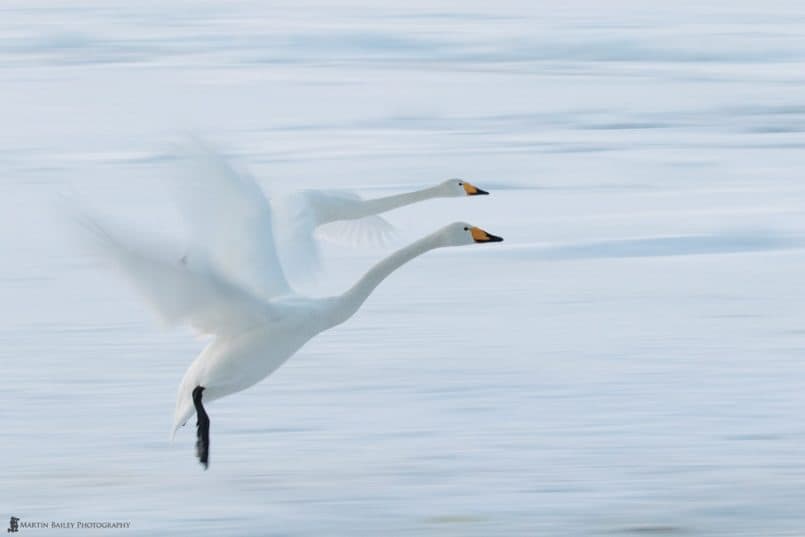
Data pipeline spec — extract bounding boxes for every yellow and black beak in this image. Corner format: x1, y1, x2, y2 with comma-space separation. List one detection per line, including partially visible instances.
470, 226, 503, 243
462, 182, 489, 196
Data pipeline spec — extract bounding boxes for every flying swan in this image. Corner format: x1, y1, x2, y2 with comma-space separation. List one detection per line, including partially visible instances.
178, 140, 491, 282
81, 152, 503, 469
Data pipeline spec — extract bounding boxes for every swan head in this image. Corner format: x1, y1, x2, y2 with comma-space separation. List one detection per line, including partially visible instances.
438, 179, 489, 197
438, 222, 503, 246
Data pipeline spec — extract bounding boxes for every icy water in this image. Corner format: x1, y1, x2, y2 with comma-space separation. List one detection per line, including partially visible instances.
4, 1, 805, 535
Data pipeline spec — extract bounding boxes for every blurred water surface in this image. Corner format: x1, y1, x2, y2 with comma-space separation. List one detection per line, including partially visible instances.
3, 1, 805, 535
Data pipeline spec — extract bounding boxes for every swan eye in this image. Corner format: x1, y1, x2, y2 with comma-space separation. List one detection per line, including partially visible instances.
458, 182, 463, 186
463, 227, 468, 231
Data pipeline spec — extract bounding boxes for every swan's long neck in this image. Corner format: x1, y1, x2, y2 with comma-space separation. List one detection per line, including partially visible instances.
329, 232, 443, 325
350, 186, 443, 219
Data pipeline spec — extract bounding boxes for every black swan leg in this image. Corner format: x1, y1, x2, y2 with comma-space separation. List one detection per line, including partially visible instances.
192, 386, 210, 469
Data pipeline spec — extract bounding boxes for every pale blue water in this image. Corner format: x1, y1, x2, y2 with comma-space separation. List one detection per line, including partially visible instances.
3, 1, 805, 535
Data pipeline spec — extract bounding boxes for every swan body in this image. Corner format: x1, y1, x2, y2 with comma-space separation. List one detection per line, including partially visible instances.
171, 303, 324, 433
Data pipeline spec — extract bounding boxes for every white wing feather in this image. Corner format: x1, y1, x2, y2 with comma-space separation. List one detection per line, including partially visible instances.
171, 139, 292, 300
270, 190, 323, 284
315, 215, 398, 248
171, 139, 397, 288
78, 215, 279, 335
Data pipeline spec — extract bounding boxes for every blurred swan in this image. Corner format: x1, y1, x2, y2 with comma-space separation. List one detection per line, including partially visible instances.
273, 177, 489, 281
179, 140, 490, 283
80, 154, 502, 469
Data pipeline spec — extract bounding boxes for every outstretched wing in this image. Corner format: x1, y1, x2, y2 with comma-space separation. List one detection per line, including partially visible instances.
271, 189, 397, 284
78, 214, 279, 336
171, 138, 292, 301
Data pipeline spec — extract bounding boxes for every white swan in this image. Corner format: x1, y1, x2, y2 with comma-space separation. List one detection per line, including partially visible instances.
179, 141, 490, 283
85, 218, 502, 469
81, 158, 502, 469
274, 178, 489, 281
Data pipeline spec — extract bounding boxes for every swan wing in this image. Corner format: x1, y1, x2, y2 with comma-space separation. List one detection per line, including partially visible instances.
304, 189, 397, 247
172, 139, 292, 300
271, 189, 398, 283
79, 214, 279, 335
270, 190, 323, 284
315, 214, 397, 248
